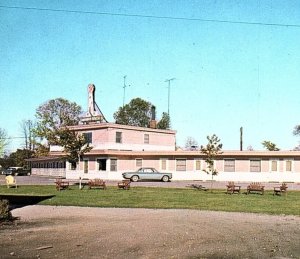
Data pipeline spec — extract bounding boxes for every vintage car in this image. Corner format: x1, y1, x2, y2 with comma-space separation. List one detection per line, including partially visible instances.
2, 167, 31, 176
122, 167, 172, 182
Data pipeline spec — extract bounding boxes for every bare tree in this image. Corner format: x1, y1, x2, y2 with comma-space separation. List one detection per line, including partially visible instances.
20, 120, 36, 150
0, 128, 9, 157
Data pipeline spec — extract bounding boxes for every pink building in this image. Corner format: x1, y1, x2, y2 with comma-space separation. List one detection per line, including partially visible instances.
28, 84, 300, 183
29, 122, 300, 183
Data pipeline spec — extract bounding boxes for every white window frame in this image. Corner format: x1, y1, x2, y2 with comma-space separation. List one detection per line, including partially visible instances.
160, 158, 168, 171
284, 159, 294, 172
194, 159, 201, 171
224, 159, 235, 172
116, 131, 122, 143
176, 158, 187, 171
249, 159, 261, 172
269, 159, 279, 172
144, 134, 150, 144
135, 158, 143, 168
110, 158, 118, 172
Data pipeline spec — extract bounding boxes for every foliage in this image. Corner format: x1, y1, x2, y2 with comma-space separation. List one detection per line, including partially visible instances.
185, 136, 199, 150
58, 127, 92, 163
34, 143, 50, 157
293, 125, 300, 136
0, 149, 35, 169
0, 128, 9, 157
114, 98, 153, 127
34, 98, 82, 144
157, 112, 171, 130
1, 186, 300, 216
201, 134, 223, 191
262, 140, 280, 151
0, 199, 12, 222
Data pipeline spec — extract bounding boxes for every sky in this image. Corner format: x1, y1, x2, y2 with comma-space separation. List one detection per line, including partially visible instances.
0, 0, 300, 153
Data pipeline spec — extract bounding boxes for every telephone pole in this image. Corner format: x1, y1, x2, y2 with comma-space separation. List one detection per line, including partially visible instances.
165, 78, 175, 115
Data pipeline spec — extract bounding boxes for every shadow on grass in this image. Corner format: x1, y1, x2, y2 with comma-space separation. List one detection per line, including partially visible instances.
0, 194, 55, 210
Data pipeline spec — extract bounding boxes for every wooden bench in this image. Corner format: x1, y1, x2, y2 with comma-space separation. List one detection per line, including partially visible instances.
188, 184, 208, 191
88, 179, 107, 190
226, 181, 241, 194
247, 182, 264, 195
118, 180, 131, 190
273, 183, 288, 196
55, 179, 69, 191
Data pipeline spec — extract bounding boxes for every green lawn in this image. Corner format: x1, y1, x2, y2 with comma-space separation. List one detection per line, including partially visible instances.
0, 185, 299, 216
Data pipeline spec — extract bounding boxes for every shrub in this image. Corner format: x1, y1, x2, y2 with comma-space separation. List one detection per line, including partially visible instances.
0, 199, 12, 222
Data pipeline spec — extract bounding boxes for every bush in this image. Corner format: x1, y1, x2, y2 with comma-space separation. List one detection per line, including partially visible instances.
0, 199, 12, 222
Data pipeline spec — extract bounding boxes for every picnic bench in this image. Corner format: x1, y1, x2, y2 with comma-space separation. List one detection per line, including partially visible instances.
226, 181, 241, 194
188, 184, 208, 191
5, 175, 18, 188
88, 179, 107, 190
273, 183, 288, 196
118, 180, 131, 190
55, 179, 69, 191
247, 182, 264, 195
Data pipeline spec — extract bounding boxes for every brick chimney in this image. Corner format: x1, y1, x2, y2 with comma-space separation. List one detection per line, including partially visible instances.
149, 105, 157, 129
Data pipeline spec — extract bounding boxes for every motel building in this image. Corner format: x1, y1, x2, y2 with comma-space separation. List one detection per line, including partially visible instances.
28, 85, 300, 183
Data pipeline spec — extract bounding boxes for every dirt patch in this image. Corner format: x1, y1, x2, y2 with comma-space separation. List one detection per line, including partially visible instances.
0, 206, 299, 258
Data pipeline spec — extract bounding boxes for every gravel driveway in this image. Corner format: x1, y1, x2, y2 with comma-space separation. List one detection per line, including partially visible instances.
0, 206, 299, 259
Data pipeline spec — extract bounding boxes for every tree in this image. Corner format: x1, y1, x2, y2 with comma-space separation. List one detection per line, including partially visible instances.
114, 98, 152, 127
293, 125, 300, 136
201, 134, 223, 192
0, 128, 9, 157
20, 119, 36, 150
157, 112, 171, 130
0, 149, 34, 169
185, 136, 199, 150
58, 127, 93, 163
34, 98, 82, 144
262, 140, 280, 151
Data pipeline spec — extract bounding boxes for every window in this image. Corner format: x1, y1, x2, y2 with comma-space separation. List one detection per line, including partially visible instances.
271, 160, 278, 172
116, 132, 122, 143
195, 159, 201, 171
144, 134, 149, 144
83, 132, 92, 144
97, 159, 107, 171
110, 159, 117, 171
285, 160, 292, 172
84, 160, 88, 174
70, 161, 77, 170
176, 159, 186, 171
161, 158, 167, 170
136, 159, 143, 167
250, 160, 261, 172
224, 159, 235, 172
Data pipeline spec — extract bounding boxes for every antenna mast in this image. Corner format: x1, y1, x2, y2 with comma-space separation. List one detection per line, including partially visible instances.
165, 78, 176, 115
123, 75, 127, 107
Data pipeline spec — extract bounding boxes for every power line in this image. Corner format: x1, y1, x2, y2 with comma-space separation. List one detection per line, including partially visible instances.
0, 5, 300, 28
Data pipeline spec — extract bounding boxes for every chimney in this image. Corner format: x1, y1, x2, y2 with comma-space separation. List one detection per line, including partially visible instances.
149, 105, 157, 129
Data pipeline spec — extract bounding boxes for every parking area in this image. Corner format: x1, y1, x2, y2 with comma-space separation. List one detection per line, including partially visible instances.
1, 175, 300, 190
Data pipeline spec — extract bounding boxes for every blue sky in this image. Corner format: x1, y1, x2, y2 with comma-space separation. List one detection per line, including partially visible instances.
1, 0, 300, 152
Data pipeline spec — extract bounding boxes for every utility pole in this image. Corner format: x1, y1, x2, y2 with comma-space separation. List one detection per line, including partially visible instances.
123, 75, 127, 107
165, 78, 175, 115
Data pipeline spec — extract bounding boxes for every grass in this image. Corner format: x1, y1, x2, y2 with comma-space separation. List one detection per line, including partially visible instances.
0, 185, 299, 216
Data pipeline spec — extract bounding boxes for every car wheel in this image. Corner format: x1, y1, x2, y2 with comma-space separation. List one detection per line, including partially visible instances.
131, 175, 139, 182
27, 172, 31, 176
162, 175, 169, 182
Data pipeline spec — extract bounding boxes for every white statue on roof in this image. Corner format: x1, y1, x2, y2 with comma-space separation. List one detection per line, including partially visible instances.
80, 83, 108, 124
